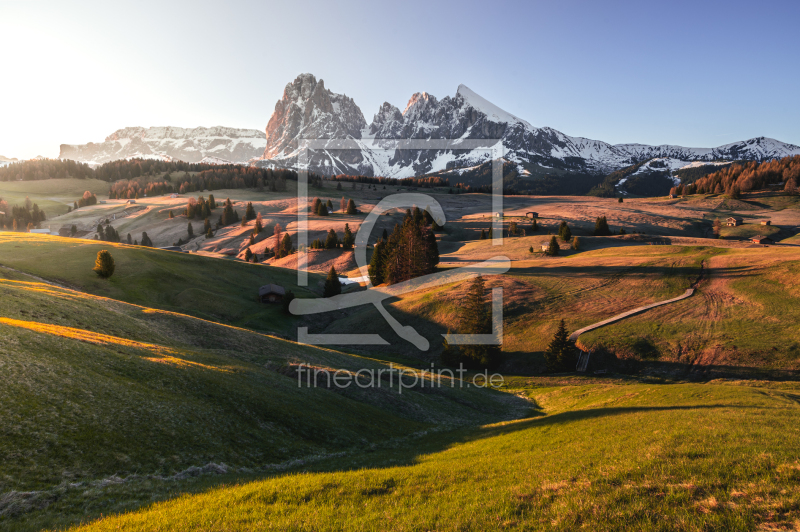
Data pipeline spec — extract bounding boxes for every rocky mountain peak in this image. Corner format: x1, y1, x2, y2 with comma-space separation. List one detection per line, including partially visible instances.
260, 73, 367, 170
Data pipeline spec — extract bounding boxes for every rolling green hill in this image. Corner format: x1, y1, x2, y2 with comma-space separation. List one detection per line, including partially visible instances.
0, 232, 319, 335
66, 382, 800, 531
0, 263, 522, 530
0, 178, 110, 217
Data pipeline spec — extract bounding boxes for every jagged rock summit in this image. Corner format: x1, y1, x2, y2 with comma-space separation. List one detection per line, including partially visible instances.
255, 74, 800, 178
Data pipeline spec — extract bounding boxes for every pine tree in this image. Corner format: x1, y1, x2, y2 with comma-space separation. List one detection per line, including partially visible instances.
618, 197, 624, 203
208, 194, 216, 209
571, 236, 581, 250
413, 206, 423, 226
368, 241, 385, 286
93, 250, 115, 278
326, 199, 333, 211
188, 223, 194, 237
480, 229, 486, 240
141, 232, 153, 247
204, 217, 211, 234
546, 235, 559, 256
245, 202, 256, 220
544, 319, 575, 372
424, 226, 439, 270
593, 216, 611, 236
558, 221, 572, 242
455, 275, 502, 370
323, 266, 342, 297
342, 223, 354, 249
346, 198, 357, 214
531, 218, 538, 232
255, 213, 263, 233
312, 197, 321, 215
325, 228, 339, 249
529, 245, 533, 253
127, 233, 132, 244
280, 233, 293, 257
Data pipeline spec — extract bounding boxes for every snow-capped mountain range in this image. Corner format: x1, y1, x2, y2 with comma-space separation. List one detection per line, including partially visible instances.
253, 74, 800, 178
59, 126, 266, 165
59, 74, 800, 177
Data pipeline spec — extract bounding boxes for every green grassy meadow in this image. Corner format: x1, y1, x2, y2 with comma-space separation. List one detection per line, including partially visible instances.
0, 178, 110, 217
65, 382, 800, 531
0, 263, 520, 531
0, 232, 320, 334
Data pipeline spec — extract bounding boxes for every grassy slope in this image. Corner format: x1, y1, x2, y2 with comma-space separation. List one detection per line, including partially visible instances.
0, 232, 320, 334
0, 270, 521, 530
69, 382, 800, 531
579, 247, 800, 372
318, 240, 800, 375
719, 223, 780, 240
0, 178, 110, 217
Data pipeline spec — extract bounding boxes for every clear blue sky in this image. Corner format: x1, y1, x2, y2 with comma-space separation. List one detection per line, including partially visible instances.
2, 0, 798, 159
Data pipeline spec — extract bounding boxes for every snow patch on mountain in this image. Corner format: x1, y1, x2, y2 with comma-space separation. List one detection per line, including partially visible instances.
60, 126, 266, 165
456, 84, 532, 128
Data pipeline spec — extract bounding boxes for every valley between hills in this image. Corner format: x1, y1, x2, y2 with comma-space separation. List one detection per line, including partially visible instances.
1, 163, 800, 530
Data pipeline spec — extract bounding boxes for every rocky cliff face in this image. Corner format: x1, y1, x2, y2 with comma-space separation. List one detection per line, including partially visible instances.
59, 126, 266, 165
256, 76, 800, 179
259, 74, 367, 173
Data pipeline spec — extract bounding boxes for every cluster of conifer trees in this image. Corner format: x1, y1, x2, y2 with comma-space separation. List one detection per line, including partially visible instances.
329, 174, 448, 188
310, 197, 357, 216
693, 155, 800, 195
0, 159, 94, 182
0, 196, 46, 231
309, 224, 355, 250
184, 195, 217, 219
368, 207, 439, 286
95, 223, 121, 242
74, 191, 98, 209
109, 178, 173, 200
269, 224, 293, 260
593, 216, 611, 236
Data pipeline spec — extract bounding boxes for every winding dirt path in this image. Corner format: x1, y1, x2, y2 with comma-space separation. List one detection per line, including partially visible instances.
569, 260, 705, 342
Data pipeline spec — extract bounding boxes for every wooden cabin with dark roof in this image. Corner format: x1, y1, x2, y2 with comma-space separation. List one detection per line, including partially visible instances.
259, 284, 286, 303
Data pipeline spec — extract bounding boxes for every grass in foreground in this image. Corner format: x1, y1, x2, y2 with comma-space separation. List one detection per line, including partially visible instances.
66, 382, 800, 531
0, 271, 521, 530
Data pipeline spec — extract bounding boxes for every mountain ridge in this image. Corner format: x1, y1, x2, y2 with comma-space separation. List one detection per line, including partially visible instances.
57, 73, 800, 177
255, 74, 800, 179
59, 126, 267, 165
